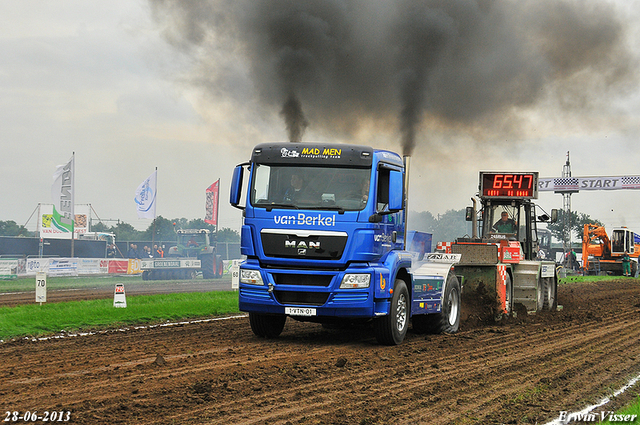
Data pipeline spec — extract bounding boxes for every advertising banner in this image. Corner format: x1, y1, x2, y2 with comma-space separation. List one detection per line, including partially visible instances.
39, 204, 91, 239
51, 155, 74, 234
108, 259, 129, 274
0, 259, 20, 279
127, 259, 142, 275
25, 258, 78, 276
134, 170, 157, 219
99, 259, 110, 274
77, 258, 102, 275
20, 258, 147, 276
25, 258, 49, 275
205, 179, 220, 226
48, 258, 78, 277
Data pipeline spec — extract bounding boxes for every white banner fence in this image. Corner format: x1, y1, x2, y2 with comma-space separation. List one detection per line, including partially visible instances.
0, 258, 235, 278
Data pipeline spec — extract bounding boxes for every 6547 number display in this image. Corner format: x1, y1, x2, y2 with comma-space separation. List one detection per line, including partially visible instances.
480, 172, 538, 199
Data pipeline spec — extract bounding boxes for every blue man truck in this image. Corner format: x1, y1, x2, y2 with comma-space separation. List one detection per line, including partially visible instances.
229, 142, 462, 345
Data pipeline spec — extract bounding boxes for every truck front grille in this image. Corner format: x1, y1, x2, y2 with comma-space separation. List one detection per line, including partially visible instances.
261, 230, 347, 260
273, 273, 333, 287
274, 291, 329, 306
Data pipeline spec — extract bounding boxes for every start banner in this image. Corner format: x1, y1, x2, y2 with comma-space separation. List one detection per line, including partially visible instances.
539, 176, 640, 192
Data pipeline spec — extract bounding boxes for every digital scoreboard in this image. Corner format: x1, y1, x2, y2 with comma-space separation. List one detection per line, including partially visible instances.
480, 172, 538, 199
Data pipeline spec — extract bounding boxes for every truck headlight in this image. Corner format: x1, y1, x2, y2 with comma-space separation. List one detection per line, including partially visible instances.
240, 269, 264, 285
340, 273, 371, 289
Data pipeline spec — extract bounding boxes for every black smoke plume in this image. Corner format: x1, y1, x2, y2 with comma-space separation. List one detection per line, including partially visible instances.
149, 0, 636, 155
281, 93, 309, 142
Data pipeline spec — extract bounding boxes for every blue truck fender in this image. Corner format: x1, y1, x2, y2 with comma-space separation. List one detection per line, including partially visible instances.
410, 253, 462, 316
374, 250, 413, 301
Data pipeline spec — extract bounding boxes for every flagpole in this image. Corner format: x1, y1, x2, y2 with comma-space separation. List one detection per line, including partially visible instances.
70, 152, 75, 258
215, 178, 220, 237
152, 167, 157, 246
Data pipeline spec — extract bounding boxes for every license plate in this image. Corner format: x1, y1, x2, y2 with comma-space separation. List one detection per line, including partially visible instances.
285, 307, 316, 316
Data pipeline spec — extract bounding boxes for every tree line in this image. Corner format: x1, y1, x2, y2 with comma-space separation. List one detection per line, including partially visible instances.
410, 208, 602, 247
0, 209, 603, 245
0, 216, 241, 243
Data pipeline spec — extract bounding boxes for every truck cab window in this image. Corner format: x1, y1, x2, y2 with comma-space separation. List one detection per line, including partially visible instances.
377, 168, 390, 211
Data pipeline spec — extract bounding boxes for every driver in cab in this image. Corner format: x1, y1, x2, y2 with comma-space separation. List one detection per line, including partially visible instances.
492, 211, 517, 233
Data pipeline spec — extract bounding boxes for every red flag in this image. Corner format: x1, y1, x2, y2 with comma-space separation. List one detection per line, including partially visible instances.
205, 179, 220, 226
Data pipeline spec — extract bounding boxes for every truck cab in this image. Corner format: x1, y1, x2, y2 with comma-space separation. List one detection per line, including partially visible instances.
230, 142, 460, 345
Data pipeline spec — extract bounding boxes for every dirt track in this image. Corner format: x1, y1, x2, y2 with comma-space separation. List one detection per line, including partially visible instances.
2, 279, 640, 424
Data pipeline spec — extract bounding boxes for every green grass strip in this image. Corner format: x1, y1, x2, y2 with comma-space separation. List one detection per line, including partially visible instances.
600, 399, 640, 424
559, 275, 638, 285
601, 399, 640, 424
0, 291, 239, 341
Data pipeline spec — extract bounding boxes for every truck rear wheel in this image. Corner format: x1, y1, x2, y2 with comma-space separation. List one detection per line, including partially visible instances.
412, 274, 461, 334
249, 313, 286, 338
200, 253, 215, 279
214, 256, 224, 279
374, 279, 409, 345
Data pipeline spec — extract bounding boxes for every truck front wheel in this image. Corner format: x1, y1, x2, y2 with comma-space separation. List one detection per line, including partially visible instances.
412, 274, 461, 334
374, 279, 409, 345
249, 313, 286, 338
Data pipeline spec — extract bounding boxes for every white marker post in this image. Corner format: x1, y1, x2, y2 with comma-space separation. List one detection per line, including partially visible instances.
231, 260, 240, 291
113, 284, 127, 308
35, 272, 47, 305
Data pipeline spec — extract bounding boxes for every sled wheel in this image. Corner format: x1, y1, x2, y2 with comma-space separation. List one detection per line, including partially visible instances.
412, 273, 461, 334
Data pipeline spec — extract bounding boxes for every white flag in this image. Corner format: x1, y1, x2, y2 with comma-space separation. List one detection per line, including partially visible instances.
51, 155, 74, 231
134, 170, 157, 219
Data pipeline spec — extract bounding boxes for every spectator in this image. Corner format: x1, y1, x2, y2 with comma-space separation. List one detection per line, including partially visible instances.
622, 250, 631, 276
127, 243, 137, 259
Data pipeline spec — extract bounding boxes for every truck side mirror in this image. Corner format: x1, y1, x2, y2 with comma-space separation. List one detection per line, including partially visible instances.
550, 209, 558, 223
388, 170, 403, 211
230, 164, 247, 209
465, 206, 474, 221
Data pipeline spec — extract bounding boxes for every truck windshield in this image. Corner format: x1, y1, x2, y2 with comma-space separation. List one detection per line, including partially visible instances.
179, 233, 207, 247
251, 164, 371, 211
485, 205, 521, 238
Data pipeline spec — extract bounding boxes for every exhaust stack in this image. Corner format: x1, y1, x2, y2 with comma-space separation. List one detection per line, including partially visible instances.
403, 155, 410, 250
471, 197, 478, 239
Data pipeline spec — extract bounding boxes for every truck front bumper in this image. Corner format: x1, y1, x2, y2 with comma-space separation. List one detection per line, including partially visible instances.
238, 262, 390, 319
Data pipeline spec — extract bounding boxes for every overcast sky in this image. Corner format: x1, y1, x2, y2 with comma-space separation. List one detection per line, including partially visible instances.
2, 0, 640, 240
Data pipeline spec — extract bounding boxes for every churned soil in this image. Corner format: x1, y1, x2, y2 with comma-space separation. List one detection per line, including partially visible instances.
2, 279, 640, 424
